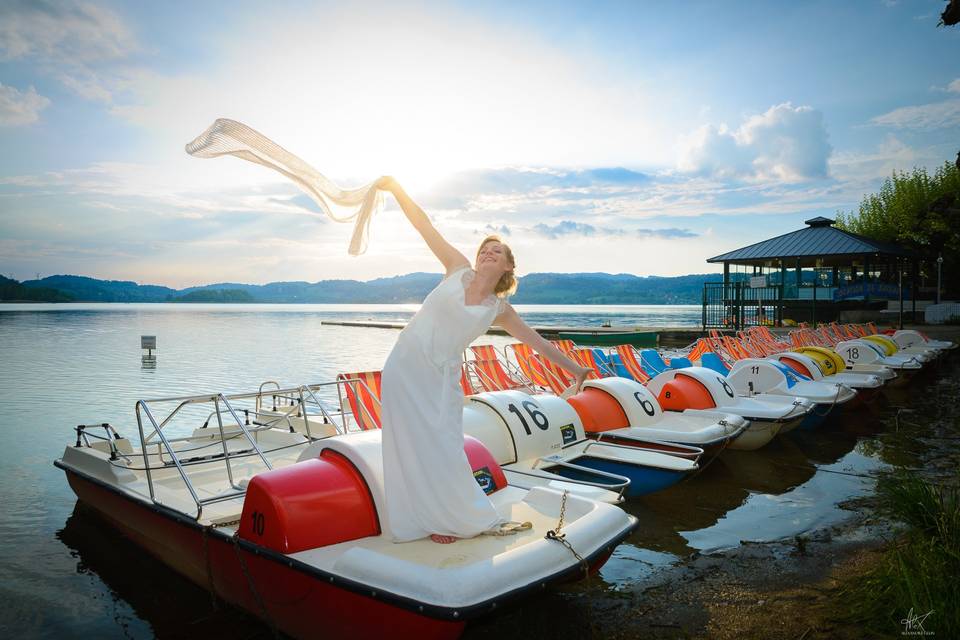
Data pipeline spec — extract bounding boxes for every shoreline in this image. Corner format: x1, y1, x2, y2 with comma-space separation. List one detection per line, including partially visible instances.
468, 326, 960, 639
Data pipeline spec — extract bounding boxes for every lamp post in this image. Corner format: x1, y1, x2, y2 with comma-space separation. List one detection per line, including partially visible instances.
937, 254, 943, 304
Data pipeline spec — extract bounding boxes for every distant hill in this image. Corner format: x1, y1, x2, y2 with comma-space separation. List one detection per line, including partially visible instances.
11, 271, 742, 304
513, 273, 726, 304
0, 275, 73, 302
20, 275, 177, 302
171, 289, 256, 303
179, 272, 445, 303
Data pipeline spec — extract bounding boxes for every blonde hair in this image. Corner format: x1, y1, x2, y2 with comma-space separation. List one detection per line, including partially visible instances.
476, 235, 518, 297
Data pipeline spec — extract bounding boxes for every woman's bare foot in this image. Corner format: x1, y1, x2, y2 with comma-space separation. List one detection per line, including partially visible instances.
430, 534, 458, 544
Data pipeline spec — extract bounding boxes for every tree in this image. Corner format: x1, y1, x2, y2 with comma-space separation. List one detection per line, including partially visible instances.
835, 160, 960, 297
940, 0, 960, 26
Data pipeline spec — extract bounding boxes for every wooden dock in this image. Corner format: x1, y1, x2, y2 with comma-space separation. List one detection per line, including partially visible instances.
320, 320, 710, 347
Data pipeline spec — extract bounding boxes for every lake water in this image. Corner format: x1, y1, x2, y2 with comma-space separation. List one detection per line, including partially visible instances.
0, 303, 952, 639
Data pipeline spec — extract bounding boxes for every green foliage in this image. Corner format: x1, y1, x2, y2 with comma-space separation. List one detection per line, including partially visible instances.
836, 161, 960, 295
0, 275, 72, 302
877, 473, 960, 546
836, 162, 960, 247
840, 472, 960, 637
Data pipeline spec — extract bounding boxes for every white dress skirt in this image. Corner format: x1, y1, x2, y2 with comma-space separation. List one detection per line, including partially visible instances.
381, 266, 505, 542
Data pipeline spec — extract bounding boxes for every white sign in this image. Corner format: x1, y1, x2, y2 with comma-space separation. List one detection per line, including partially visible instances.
749, 275, 767, 288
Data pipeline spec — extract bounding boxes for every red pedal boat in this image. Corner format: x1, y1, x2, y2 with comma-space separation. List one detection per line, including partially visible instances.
56, 383, 637, 639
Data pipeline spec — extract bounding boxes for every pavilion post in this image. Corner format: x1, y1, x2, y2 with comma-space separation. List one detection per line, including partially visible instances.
864, 254, 871, 302
701, 286, 707, 330
812, 274, 817, 325
779, 290, 784, 326
911, 258, 918, 323
898, 259, 904, 330
937, 253, 943, 304
780, 260, 787, 305
733, 282, 743, 331
723, 262, 731, 329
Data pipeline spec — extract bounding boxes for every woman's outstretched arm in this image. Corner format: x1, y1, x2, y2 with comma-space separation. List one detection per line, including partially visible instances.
496, 303, 592, 393
376, 176, 468, 274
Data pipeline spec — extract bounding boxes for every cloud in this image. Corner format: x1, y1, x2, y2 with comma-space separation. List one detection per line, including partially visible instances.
270, 193, 328, 216
530, 221, 694, 239
0, 0, 137, 103
0, 82, 50, 126
679, 103, 832, 182
482, 224, 511, 236
56, 70, 115, 103
533, 220, 604, 238
871, 99, 960, 131
0, 0, 136, 62
829, 135, 923, 184
930, 78, 960, 93
0, 155, 858, 286
637, 227, 698, 239
423, 166, 650, 211
454, 167, 648, 192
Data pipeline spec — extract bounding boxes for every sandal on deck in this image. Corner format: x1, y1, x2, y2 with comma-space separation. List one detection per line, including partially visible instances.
483, 521, 533, 537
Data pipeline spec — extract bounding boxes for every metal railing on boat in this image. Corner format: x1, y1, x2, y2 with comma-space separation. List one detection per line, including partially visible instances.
132, 379, 364, 520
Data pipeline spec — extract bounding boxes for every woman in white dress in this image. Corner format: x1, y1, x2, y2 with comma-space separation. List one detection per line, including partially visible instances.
374, 176, 593, 544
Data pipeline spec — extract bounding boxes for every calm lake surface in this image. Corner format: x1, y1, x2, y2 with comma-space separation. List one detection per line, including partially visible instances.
0, 303, 954, 639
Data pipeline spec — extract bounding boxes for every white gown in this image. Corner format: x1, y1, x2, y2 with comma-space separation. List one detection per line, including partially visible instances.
381, 266, 505, 542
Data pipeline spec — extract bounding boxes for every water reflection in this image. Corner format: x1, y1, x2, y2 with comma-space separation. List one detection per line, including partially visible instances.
0, 302, 704, 328
718, 435, 818, 494
612, 420, 871, 561
621, 461, 751, 557
56, 505, 267, 639
786, 426, 858, 467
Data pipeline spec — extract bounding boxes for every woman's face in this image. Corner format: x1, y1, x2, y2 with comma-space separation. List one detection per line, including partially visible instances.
476, 241, 511, 274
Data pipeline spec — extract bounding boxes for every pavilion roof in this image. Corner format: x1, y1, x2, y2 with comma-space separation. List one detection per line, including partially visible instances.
707, 217, 916, 265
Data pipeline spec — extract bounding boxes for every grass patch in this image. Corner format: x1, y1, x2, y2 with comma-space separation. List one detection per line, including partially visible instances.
840, 472, 960, 637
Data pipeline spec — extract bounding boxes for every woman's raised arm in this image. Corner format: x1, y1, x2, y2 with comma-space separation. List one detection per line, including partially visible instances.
376, 176, 469, 275
495, 303, 592, 394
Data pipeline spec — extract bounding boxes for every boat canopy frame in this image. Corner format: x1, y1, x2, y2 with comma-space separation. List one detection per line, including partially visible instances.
131, 379, 365, 520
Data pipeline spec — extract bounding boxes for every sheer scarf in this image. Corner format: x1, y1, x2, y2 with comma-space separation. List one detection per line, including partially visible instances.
185, 118, 383, 255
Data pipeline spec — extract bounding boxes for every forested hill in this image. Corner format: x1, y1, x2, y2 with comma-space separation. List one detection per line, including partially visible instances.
0, 275, 73, 302
6, 272, 737, 304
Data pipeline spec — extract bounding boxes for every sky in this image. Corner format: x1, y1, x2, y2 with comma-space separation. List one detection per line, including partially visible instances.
0, 0, 958, 288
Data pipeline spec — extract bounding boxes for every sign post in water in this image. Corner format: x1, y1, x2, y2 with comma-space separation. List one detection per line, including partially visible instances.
141, 335, 157, 368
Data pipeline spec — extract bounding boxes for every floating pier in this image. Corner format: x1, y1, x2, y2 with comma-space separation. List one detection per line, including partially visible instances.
320, 320, 711, 347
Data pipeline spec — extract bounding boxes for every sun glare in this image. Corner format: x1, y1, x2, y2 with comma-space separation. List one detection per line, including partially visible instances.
147, 3, 668, 194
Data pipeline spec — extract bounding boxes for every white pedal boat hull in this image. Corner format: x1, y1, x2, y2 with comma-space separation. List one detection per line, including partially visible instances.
464, 390, 699, 499
646, 367, 813, 448
565, 377, 749, 455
